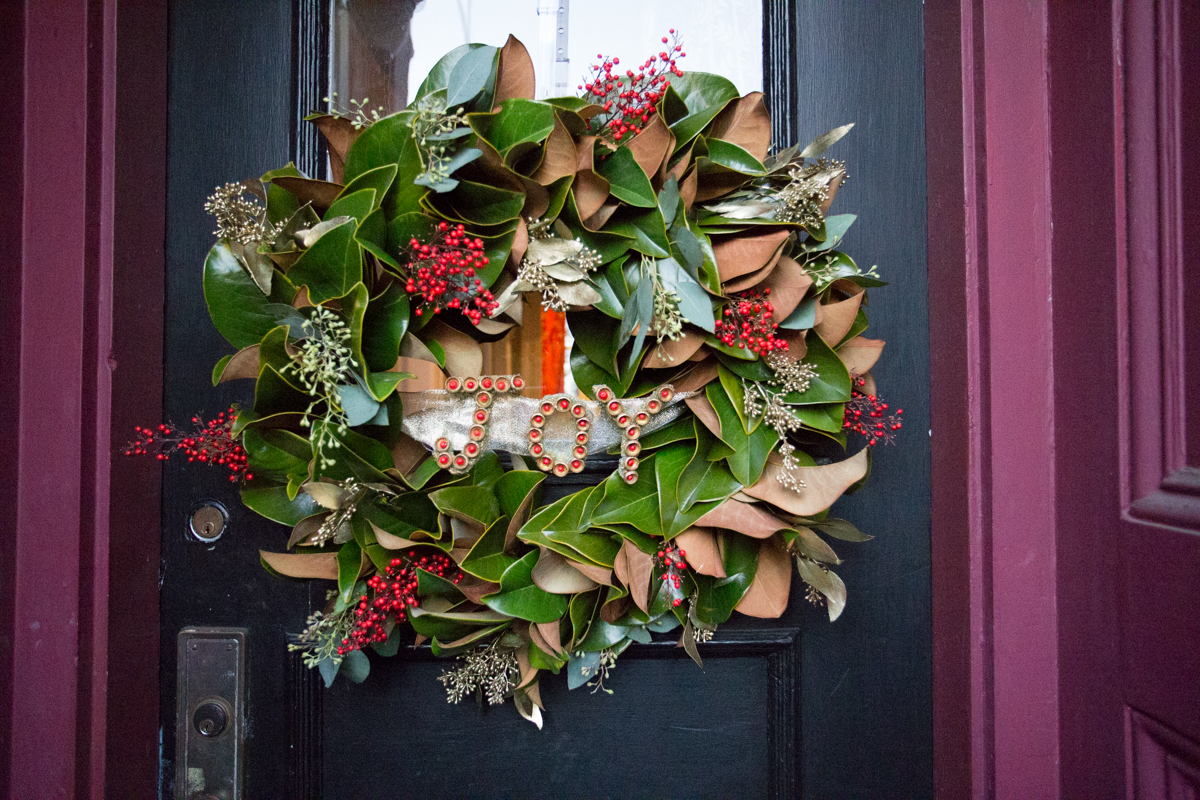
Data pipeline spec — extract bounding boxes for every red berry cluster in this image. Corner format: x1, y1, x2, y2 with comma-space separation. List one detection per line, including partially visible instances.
405, 222, 497, 325
655, 544, 689, 608
842, 377, 904, 446
579, 30, 685, 142
713, 288, 788, 355
337, 550, 463, 654
124, 406, 251, 482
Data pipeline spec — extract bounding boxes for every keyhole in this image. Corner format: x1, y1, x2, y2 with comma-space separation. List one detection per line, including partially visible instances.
189, 503, 227, 543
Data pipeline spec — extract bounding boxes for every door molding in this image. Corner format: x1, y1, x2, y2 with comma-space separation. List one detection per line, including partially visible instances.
284, 630, 802, 800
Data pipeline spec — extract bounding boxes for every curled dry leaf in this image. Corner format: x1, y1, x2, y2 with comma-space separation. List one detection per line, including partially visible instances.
583, 201, 619, 231
613, 539, 654, 613
814, 289, 864, 346
679, 166, 698, 211
515, 639, 538, 688
672, 358, 720, 393
426, 319, 484, 377
569, 561, 614, 586
574, 170, 610, 220
837, 336, 885, 375
684, 393, 722, 438
820, 171, 844, 214
777, 328, 808, 357
723, 249, 782, 293
757, 257, 813, 321
742, 448, 870, 516
510, 217, 530, 267
709, 92, 772, 161
310, 114, 361, 184
271, 176, 343, 215
531, 547, 599, 594
712, 229, 790, 284
368, 521, 424, 551
534, 619, 564, 656
675, 527, 725, 577
217, 345, 261, 383
695, 497, 787, 539
534, 116, 578, 185
260, 550, 339, 580
458, 575, 502, 604
600, 594, 631, 624
494, 35, 535, 105
626, 115, 673, 179
646, 327, 706, 367
289, 514, 328, 548
291, 286, 313, 309
734, 535, 791, 618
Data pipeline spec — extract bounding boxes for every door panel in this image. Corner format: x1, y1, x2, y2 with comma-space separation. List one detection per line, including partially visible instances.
160, 2, 932, 797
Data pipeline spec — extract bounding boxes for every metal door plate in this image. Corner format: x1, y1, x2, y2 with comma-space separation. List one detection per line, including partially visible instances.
176, 627, 246, 800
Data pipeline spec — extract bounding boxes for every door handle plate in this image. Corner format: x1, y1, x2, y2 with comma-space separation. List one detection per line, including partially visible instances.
176, 627, 246, 799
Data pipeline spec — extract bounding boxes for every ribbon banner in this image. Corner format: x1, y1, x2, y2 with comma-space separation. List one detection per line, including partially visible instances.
400, 375, 688, 483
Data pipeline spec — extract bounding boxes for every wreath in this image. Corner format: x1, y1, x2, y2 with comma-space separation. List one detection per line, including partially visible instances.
135, 33, 902, 726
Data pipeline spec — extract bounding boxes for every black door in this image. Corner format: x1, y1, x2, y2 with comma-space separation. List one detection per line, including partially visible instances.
159, 2, 930, 797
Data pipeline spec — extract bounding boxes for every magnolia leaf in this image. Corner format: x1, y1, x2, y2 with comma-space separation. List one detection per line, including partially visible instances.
759, 256, 813, 322
675, 527, 725, 577
569, 561, 615, 586
534, 619, 565, 656
796, 556, 847, 621
272, 177, 343, 215
734, 535, 791, 618
534, 116, 578, 185
288, 514, 328, 548
742, 448, 870, 515
310, 114, 361, 184
215, 345, 261, 383
673, 358, 720, 393
646, 327, 706, 367
814, 290, 864, 346
711, 229, 790, 284
531, 547, 600, 594
799, 123, 854, 159
339, 648, 370, 683
695, 497, 786, 539
514, 686, 544, 729
613, 539, 654, 613
425, 320, 483, 376
709, 92, 771, 161
259, 550, 338, 580
837, 336, 885, 375
684, 393, 722, 438
494, 35, 535, 104
368, 521, 423, 551
626, 115, 673, 178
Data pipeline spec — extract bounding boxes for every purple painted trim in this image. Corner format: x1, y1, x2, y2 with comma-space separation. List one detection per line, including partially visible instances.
0, 1, 165, 796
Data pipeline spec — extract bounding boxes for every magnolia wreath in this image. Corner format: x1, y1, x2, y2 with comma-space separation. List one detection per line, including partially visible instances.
135, 33, 903, 726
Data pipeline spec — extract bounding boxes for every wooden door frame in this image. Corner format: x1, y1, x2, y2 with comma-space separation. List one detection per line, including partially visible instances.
4, 1, 1175, 797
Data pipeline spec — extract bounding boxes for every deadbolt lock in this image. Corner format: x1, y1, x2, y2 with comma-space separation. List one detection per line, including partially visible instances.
192, 698, 231, 738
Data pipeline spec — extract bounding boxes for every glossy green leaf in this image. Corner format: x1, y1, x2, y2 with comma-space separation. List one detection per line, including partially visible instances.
568, 310, 621, 376
429, 179, 524, 226
590, 461, 662, 536
693, 532, 760, 625
596, 146, 657, 208
361, 283, 409, 372
470, 98, 556, 156
340, 164, 397, 211
414, 44, 489, 100
706, 380, 778, 485
460, 516, 519, 582
483, 550, 570, 623
699, 137, 766, 175
429, 485, 500, 526
203, 242, 296, 349
676, 427, 743, 512
241, 478, 320, 526
667, 72, 740, 149
286, 219, 362, 304
337, 540, 362, 605
324, 188, 376, 224
787, 334, 852, 405
339, 648, 370, 683
242, 427, 311, 478
718, 364, 758, 433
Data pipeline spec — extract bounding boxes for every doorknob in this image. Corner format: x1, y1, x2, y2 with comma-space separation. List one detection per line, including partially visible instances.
176, 628, 245, 799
